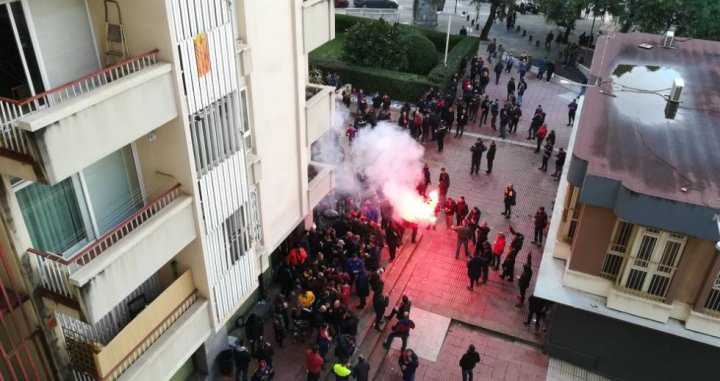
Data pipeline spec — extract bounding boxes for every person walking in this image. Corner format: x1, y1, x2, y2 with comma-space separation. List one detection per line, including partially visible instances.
444, 197, 456, 229
479, 95, 490, 125
436, 122, 447, 152
546, 60, 556, 81
532, 207, 549, 245
372, 291, 389, 331
487, 38, 497, 59
517, 254, 533, 307
539, 143, 552, 172
489, 99, 499, 129
494, 60, 504, 85
499, 247, 518, 282
306, 344, 324, 381
467, 253, 483, 290
535, 124, 547, 153
352, 355, 369, 381
516, 78, 527, 106
524, 294, 548, 329
398, 349, 419, 381
498, 105, 509, 139
510, 105, 522, 134
479, 240, 492, 283
453, 219, 473, 259
502, 184, 517, 218
491, 233, 506, 271
537, 57, 547, 80
356, 269, 370, 309
455, 108, 468, 137
385, 295, 412, 323
567, 98, 578, 126
470, 139, 486, 175
506, 77, 516, 101
485, 140, 496, 174
455, 196, 469, 226
383, 312, 415, 351
459, 345, 481, 381
386, 223, 400, 262
545, 31, 554, 50
438, 168, 450, 207
552, 148, 566, 180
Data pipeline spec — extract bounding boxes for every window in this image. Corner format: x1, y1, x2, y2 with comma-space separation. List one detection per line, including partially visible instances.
189, 92, 243, 175
16, 146, 142, 257
703, 271, 720, 316
619, 227, 686, 300
562, 185, 581, 243
240, 88, 253, 153
224, 206, 249, 266
600, 220, 634, 279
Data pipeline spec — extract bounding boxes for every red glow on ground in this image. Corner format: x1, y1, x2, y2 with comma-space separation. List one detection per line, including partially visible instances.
397, 190, 438, 224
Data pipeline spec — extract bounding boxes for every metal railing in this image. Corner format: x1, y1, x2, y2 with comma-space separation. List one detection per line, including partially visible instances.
599, 251, 624, 280
28, 183, 181, 298
0, 50, 159, 156
703, 273, 720, 317
607, 254, 678, 302
343, 8, 399, 22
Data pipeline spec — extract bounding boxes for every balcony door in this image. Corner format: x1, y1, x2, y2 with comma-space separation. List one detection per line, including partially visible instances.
16, 145, 143, 257
619, 227, 687, 299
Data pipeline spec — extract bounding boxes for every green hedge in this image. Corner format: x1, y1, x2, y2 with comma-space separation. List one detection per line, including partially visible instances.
399, 33, 438, 75
311, 59, 435, 102
334, 14, 463, 51
427, 37, 479, 90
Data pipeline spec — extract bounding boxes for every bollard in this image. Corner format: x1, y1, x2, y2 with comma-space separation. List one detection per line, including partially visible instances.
529, 34, 533, 41
523, 30, 527, 37
516, 25, 521, 32
536, 40, 540, 47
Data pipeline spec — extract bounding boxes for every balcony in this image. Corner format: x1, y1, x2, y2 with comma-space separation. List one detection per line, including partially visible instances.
29, 183, 197, 324
302, 0, 335, 53
305, 84, 335, 146
308, 161, 335, 209
66, 270, 212, 380
0, 50, 178, 185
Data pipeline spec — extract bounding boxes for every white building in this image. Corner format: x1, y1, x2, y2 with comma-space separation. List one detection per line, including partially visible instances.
0, 0, 336, 379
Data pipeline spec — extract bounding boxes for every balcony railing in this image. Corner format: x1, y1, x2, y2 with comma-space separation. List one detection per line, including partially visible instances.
28, 183, 181, 299
0, 50, 159, 157
65, 271, 197, 380
603, 253, 678, 302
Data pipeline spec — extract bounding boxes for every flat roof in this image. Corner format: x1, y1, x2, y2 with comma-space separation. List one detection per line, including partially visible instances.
574, 32, 720, 209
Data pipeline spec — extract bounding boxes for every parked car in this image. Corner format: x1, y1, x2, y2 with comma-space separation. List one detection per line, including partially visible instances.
354, 0, 399, 8
335, 0, 350, 8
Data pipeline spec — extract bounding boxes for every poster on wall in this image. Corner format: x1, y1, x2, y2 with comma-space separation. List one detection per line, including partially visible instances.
194, 33, 212, 77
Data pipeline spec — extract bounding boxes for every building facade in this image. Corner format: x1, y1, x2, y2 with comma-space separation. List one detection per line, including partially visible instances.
0, 0, 336, 379
537, 32, 720, 380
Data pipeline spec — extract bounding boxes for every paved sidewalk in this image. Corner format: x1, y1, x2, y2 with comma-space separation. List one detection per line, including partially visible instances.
376, 322, 548, 381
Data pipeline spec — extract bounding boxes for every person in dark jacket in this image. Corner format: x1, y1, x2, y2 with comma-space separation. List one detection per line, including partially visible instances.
355, 269, 370, 308
385, 222, 400, 262
502, 184, 517, 218
398, 349, 419, 381
340, 311, 360, 338
245, 313, 264, 355
334, 333, 356, 362
467, 253, 483, 290
383, 312, 415, 351
552, 147, 566, 180
277, 259, 295, 299
385, 295, 411, 323
470, 139, 486, 175
352, 354, 370, 381
506, 77, 516, 101
455, 197, 469, 226
494, 60, 504, 85
235, 340, 252, 381
524, 294, 548, 329
372, 292, 389, 331
517, 254, 533, 307
546, 60, 556, 81
489, 99, 499, 129
485, 140, 496, 174
532, 207, 549, 245
256, 342, 274, 368
459, 345, 481, 381
499, 247, 518, 282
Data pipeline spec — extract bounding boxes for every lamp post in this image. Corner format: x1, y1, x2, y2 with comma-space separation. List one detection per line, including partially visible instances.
437, 11, 453, 66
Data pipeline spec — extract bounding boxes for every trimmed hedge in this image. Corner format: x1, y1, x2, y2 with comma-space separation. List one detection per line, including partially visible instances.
311, 59, 435, 102
335, 14, 463, 51
311, 35, 479, 102
427, 37, 480, 90
400, 33, 438, 75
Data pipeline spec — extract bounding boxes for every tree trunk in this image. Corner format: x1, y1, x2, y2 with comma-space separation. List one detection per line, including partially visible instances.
563, 25, 572, 44
480, 1, 499, 40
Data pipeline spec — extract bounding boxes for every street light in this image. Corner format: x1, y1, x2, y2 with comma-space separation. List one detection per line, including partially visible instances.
437, 11, 453, 67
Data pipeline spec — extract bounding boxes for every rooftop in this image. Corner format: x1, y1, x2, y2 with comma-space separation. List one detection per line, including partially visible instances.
574, 32, 720, 210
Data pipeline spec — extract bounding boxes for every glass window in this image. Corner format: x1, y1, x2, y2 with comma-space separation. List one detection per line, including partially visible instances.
16, 178, 88, 254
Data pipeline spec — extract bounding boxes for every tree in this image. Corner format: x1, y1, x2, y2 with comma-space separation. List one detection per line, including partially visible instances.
474, 0, 500, 41
343, 19, 407, 71
621, 0, 720, 41
538, 0, 587, 43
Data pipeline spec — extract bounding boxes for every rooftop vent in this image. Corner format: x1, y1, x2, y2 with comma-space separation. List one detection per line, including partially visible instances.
669, 78, 683, 102
662, 30, 675, 48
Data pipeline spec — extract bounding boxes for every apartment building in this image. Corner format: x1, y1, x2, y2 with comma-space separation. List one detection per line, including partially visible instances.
0, 0, 336, 379
536, 32, 720, 380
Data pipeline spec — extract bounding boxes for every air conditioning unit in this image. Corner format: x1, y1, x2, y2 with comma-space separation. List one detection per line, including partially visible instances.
669, 78, 683, 102
662, 30, 675, 48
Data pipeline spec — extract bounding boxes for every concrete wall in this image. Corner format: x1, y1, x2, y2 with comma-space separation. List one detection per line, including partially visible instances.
19, 65, 178, 185
70, 196, 196, 324
547, 304, 720, 381
667, 238, 717, 305
567, 205, 615, 276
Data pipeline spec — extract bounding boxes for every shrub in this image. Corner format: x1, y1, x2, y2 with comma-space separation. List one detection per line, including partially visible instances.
343, 19, 407, 71
427, 37, 479, 90
400, 33, 438, 75
311, 59, 435, 102
335, 14, 463, 51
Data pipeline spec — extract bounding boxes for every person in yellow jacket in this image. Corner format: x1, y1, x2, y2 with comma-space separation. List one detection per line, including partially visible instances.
297, 288, 315, 310
333, 361, 352, 380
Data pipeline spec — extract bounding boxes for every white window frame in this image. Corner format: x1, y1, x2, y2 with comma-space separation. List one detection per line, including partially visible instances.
619, 226, 686, 299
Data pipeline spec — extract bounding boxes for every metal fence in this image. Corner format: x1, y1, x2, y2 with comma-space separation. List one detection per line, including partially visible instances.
343, 8, 399, 22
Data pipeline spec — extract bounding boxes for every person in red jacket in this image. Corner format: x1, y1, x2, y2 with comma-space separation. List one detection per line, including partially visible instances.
288, 243, 307, 268
444, 198, 456, 229
306, 344, 324, 381
491, 232, 506, 271
382, 312, 415, 352
535, 124, 547, 153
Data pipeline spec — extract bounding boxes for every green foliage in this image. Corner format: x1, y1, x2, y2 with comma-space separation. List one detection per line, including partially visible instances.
334, 14, 464, 51
426, 37, 480, 91
309, 34, 346, 61
679, 0, 720, 41
538, 0, 586, 32
620, 0, 720, 41
400, 33, 438, 74
343, 19, 407, 71
310, 59, 435, 102
620, 0, 680, 33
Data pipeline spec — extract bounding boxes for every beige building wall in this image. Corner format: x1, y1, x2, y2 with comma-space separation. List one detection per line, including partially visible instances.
667, 238, 717, 305
568, 204, 616, 276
